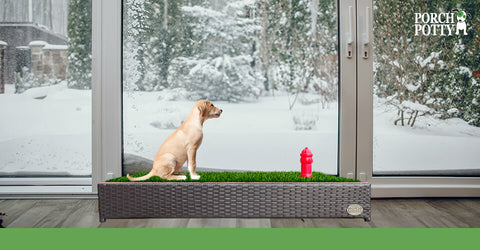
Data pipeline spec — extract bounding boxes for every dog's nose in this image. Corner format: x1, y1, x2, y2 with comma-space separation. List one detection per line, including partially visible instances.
220, 109, 223, 113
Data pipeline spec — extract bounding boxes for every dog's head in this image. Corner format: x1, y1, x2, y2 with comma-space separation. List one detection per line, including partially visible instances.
197, 100, 222, 119
452, 9, 471, 23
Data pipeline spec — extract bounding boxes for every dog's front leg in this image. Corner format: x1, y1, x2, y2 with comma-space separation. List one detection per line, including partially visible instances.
187, 148, 200, 180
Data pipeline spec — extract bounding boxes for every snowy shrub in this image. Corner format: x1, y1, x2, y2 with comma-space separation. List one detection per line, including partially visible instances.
15, 67, 40, 94
150, 119, 180, 130
43, 73, 62, 86
298, 94, 322, 105
150, 105, 186, 130
156, 88, 192, 102
292, 113, 318, 130
291, 106, 320, 130
296, 92, 335, 110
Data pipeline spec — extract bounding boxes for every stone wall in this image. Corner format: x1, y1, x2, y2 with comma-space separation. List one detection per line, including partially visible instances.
0, 24, 67, 85
29, 41, 67, 83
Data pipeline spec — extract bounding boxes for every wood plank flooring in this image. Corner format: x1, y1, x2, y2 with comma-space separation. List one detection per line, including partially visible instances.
0, 198, 479, 228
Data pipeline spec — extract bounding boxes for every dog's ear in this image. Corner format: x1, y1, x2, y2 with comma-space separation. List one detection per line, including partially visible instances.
197, 100, 208, 117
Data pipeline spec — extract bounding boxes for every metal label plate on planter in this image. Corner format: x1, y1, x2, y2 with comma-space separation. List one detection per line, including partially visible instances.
347, 204, 363, 216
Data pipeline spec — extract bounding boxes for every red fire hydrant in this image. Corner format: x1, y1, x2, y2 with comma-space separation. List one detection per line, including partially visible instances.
300, 147, 313, 178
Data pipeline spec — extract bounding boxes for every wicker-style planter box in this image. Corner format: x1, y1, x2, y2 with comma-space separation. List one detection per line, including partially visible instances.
98, 182, 371, 222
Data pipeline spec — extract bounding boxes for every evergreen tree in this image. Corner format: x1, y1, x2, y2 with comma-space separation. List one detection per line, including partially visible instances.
141, 0, 195, 90
67, 0, 92, 89
373, 0, 480, 127
441, 0, 480, 126
167, 0, 262, 102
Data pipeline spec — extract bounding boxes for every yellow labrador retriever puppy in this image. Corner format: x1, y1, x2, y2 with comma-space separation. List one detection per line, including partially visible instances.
127, 100, 222, 181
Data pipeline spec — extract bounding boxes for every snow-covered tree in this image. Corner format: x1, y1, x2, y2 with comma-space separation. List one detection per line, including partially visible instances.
437, 1, 480, 127
123, 0, 151, 91
168, 1, 263, 102
67, 0, 92, 89
138, 0, 196, 91
256, 0, 337, 109
374, 0, 480, 127
122, 0, 339, 104
374, 0, 452, 126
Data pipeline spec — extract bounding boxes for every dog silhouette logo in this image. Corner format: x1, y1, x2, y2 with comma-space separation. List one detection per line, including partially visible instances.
452, 9, 471, 35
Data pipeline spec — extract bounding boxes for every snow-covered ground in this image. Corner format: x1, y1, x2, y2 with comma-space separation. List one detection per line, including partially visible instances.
373, 97, 480, 174
123, 90, 339, 174
0, 83, 91, 176
1, 83, 479, 176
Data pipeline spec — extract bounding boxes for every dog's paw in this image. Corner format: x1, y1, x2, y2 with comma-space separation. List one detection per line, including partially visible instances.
179, 175, 187, 180
190, 174, 201, 180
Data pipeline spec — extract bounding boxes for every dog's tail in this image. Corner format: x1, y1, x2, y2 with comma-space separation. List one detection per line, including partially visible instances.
127, 171, 155, 181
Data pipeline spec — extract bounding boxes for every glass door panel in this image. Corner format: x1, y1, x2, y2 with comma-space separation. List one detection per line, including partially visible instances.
0, 0, 92, 178
372, 0, 480, 176
122, 0, 339, 175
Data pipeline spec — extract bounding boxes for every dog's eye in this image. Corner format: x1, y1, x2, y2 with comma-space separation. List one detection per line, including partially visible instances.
211, 104, 214, 107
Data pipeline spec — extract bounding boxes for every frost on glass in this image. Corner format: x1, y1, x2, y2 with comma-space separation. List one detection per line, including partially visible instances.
0, 0, 92, 176
123, 0, 339, 174
373, 0, 480, 175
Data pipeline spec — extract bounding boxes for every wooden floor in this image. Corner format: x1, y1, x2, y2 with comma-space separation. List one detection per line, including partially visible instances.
1, 198, 479, 228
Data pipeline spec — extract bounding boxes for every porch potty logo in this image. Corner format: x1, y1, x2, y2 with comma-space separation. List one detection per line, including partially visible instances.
415, 9, 471, 36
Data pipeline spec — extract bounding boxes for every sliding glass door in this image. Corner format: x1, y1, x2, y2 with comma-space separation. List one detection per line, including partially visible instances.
0, 0, 92, 192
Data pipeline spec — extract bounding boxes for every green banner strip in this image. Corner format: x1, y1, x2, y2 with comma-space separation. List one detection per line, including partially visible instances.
1, 228, 478, 250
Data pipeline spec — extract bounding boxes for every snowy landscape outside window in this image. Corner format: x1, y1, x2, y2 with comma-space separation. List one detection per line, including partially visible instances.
122, 0, 339, 175
0, 0, 92, 177
373, 0, 480, 176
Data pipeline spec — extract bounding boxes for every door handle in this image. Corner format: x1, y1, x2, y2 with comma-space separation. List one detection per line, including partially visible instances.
346, 5, 353, 58
362, 6, 371, 59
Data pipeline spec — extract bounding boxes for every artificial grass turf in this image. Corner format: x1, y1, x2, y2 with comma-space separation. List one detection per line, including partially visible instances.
106, 171, 359, 182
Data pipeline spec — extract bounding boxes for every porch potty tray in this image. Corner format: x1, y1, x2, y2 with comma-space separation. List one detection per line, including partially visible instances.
98, 181, 371, 222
